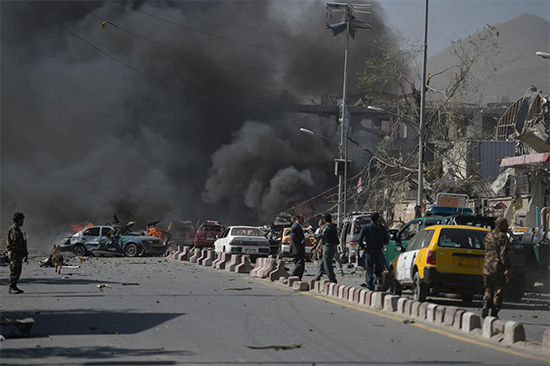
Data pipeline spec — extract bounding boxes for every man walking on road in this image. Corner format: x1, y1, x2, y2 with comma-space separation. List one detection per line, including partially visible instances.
289, 214, 306, 280
314, 214, 339, 283
482, 216, 510, 319
358, 212, 388, 291
7, 212, 28, 294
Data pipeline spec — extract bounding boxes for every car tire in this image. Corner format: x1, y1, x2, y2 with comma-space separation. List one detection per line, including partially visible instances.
125, 243, 139, 257
413, 271, 428, 302
73, 244, 86, 257
461, 293, 474, 303
389, 270, 402, 296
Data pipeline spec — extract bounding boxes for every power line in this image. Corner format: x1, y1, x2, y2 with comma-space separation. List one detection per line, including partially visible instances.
69, 1, 326, 75
111, 0, 349, 59
26, 1, 279, 109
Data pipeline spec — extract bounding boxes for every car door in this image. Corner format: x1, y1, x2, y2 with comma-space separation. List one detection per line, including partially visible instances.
396, 232, 424, 284
81, 227, 101, 250
215, 228, 229, 252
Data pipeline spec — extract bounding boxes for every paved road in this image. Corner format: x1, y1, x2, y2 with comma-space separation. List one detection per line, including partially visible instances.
300, 259, 550, 343
1, 256, 549, 365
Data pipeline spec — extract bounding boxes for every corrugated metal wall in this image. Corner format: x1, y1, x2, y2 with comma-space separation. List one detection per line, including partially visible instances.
466, 140, 516, 181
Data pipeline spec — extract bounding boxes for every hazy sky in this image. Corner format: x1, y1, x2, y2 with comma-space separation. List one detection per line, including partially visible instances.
379, 0, 550, 55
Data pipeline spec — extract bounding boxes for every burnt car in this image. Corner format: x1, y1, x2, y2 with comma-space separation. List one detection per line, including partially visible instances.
194, 221, 224, 248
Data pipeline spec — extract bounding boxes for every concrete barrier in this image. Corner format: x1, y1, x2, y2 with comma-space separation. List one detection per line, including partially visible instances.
197, 249, 208, 265
435, 306, 446, 324
337, 285, 346, 300
426, 304, 438, 322
269, 259, 289, 281
358, 290, 369, 306
225, 254, 242, 272
482, 316, 497, 338
176, 246, 190, 261
189, 249, 201, 263
384, 295, 399, 312
235, 255, 254, 273
404, 299, 414, 316
258, 257, 276, 278
308, 279, 317, 291
288, 276, 300, 287
443, 306, 459, 327
293, 281, 309, 291
200, 250, 215, 266
453, 309, 465, 330
215, 252, 231, 270
371, 292, 386, 309
352, 288, 361, 303
249, 258, 265, 277
171, 245, 183, 259
418, 302, 429, 320
462, 312, 481, 333
324, 282, 332, 295
503, 321, 525, 344
411, 301, 422, 319
397, 298, 408, 314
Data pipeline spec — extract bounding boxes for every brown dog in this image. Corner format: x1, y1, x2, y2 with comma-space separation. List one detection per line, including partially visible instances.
52, 245, 64, 274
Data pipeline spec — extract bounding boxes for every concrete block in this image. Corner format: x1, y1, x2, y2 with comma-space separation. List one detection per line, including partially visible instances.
235, 255, 253, 273
201, 250, 215, 266
249, 258, 263, 276
397, 298, 408, 314
371, 292, 386, 309
268, 259, 288, 280
404, 299, 414, 316
462, 312, 481, 333
443, 306, 458, 327
426, 304, 438, 322
352, 288, 361, 303
347, 287, 356, 302
338, 285, 345, 299
343, 286, 351, 300
172, 245, 183, 259
176, 246, 190, 261
359, 290, 368, 305
418, 302, 429, 320
324, 282, 332, 295
259, 257, 276, 278
308, 279, 316, 291
197, 249, 208, 265
288, 276, 300, 287
435, 306, 446, 324
328, 283, 336, 296
453, 310, 465, 330
366, 291, 374, 307
215, 252, 231, 270
503, 321, 525, 344
225, 254, 242, 272
279, 276, 288, 283
384, 295, 400, 312
189, 249, 201, 264
543, 328, 550, 354
482, 316, 497, 338
493, 319, 507, 335
293, 281, 309, 291
317, 280, 328, 293
411, 301, 422, 318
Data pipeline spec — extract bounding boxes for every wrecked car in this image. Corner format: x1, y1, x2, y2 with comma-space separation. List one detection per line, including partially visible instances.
59, 222, 166, 257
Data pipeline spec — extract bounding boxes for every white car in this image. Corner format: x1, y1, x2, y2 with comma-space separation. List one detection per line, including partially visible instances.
213, 226, 270, 258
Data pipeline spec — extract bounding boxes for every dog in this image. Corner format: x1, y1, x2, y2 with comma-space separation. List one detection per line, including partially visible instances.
51, 245, 64, 274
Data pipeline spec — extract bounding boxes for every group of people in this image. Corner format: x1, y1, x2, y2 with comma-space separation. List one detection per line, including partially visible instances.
286, 212, 512, 319
287, 212, 389, 290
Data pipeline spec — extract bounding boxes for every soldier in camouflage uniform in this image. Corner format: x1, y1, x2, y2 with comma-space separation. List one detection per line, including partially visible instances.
482, 217, 510, 318
7, 212, 27, 294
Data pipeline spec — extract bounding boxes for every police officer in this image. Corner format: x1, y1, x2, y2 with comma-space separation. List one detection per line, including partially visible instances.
313, 214, 339, 283
7, 212, 28, 294
482, 216, 510, 319
358, 212, 388, 291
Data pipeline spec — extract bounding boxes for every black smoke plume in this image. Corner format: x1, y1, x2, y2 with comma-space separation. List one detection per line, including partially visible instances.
1, 1, 394, 250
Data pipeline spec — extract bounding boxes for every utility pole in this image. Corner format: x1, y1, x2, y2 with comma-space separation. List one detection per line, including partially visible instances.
416, 0, 429, 218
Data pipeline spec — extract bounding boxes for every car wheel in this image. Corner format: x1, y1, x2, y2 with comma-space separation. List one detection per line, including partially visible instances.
461, 293, 474, 303
125, 243, 139, 257
389, 270, 402, 296
73, 244, 86, 257
413, 271, 428, 302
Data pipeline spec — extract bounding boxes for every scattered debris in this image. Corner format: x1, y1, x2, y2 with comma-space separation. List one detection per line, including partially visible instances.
402, 319, 415, 324
122, 283, 140, 286
223, 287, 252, 291
62, 276, 70, 279
100, 331, 119, 335
245, 344, 302, 351
0, 316, 35, 336
97, 284, 111, 289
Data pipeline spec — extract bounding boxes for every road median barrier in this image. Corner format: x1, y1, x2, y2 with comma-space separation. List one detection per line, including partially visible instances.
293, 281, 309, 291
177, 246, 190, 261
215, 252, 231, 269
258, 257, 276, 278
225, 254, 242, 272
287, 276, 300, 287
427, 303, 438, 322
235, 255, 253, 273
189, 249, 201, 264
384, 295, 399, 312
197, 249, 208, 265
268, 259, 289, 281
371, 292, 386, 309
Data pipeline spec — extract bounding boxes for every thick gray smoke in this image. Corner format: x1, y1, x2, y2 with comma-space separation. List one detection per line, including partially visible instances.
1, 1, 394, 250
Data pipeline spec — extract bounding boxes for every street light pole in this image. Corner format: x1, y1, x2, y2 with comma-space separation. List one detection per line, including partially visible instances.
340, 9, 351, 227
416, 0, 429, 218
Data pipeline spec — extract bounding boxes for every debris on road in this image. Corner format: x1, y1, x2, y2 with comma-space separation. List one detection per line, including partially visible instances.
245, 344, 302, 350
0, 316, 35, 336
223, 287, 252, 291
122, 282, 140, 286
403, 320, 415, 324
97, 284, 111, 289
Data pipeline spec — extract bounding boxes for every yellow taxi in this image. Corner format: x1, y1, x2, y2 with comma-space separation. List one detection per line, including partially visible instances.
280, 227, 315, 259
389, 225, 489, 302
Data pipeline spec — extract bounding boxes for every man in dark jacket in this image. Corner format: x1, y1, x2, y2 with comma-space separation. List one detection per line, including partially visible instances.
289, 214, 306, 279
7, 212, 28, 294
313, 213, 339, 283
358, 212, 388, 291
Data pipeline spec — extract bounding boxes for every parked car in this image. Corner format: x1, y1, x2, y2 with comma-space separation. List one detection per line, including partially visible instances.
167, 221, 195, 247
213, 226, 270, 260
389, 225, 489, 302
194, 221, 224, 248
59, 223, 166, 257
279, 227, 314, 258
340, 212, 387, 265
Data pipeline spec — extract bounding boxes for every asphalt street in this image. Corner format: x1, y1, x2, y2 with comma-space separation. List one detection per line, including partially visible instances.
1, 256, 549, 366
299, 258, 550, 343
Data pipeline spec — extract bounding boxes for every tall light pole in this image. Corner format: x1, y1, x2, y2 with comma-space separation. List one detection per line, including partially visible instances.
326, 2, 371, 226
417, 0, 429, 218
